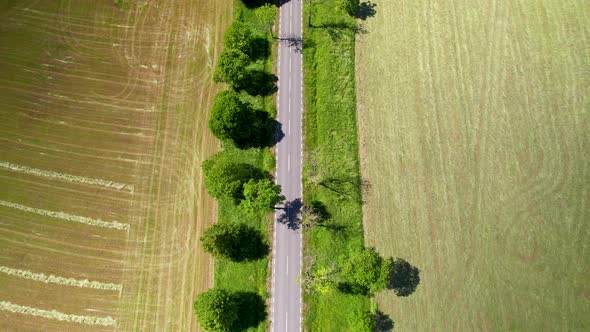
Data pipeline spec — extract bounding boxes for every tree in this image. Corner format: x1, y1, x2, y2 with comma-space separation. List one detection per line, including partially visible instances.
213, 48, 250, 87
255, 4, 276, 37
342, 247, 390, 294
202, 156, 263, 200
200, 223, 268, 261
305, 265, 340, 295
209, 90, 255, 143
239, 179, 284, 215
224, 21, 255, 57
378, 257, 393, 292
306, 146, 330, 187
350, 310, 376, 332
305, 0, 324, 27
194, 288, 239, 332
336, 0, 359, 16
300, 203, 323, 230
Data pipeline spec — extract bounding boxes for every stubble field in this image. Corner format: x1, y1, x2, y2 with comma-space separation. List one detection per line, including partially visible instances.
356, 0, 589, 330
0, 0, 230, 331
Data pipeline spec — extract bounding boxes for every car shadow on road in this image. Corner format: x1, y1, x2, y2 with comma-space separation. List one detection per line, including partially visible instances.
277, 198, 302, 230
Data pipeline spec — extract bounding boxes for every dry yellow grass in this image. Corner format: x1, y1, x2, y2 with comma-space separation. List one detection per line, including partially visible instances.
356, 0, 589, 330
0, 0, 231, 330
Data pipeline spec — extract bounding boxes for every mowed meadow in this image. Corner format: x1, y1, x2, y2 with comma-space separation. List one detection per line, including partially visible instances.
0, 0, 230, 331
356, 0, 589, 330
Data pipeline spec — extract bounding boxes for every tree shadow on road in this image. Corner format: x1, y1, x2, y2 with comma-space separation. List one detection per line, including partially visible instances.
278, 0, 293, 7
278, 36, 303, 53
277, 198, 303, 230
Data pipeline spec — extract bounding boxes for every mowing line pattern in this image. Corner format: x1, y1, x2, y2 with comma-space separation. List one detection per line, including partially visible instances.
0, 161, 134, 192
0, 266, 122, 291
356, 0, 590, 330
0, 301, 116, 327
0, 200, 129, 231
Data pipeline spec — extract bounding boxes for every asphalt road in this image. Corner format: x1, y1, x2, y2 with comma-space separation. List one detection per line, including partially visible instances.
271, 0, 303, 331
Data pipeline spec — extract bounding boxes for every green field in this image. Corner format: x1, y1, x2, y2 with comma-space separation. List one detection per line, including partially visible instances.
356, 0, 590, 330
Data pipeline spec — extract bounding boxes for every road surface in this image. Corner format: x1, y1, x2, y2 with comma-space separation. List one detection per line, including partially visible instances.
271, 0, 303, 331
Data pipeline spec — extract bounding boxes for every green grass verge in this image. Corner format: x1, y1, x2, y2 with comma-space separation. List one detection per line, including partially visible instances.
302, 0, 370, 330
214, 146, 272, 297
210, 1, 277, 331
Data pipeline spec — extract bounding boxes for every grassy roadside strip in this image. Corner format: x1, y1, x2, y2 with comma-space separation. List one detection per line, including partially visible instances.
209, 1, 277, 331
302, 0, 370, 329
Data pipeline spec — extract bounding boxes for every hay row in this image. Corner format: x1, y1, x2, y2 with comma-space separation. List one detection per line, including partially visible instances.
0, 301, 116, 326
0, 161, 134, 192
0, 266, 122, 291
0, 200, 130, 231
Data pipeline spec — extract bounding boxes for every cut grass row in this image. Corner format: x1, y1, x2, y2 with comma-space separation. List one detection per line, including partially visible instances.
302, 0, 370, 329
204, 1, 277, 331
0, 266, 122, 291
0, 301, 116, 327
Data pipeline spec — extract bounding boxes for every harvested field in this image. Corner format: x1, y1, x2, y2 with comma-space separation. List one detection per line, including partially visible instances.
356, 0, 590, 330
0, 0, 230, 331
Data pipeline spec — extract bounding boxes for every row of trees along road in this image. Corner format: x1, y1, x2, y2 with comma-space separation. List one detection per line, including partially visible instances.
194, 2, 279, 332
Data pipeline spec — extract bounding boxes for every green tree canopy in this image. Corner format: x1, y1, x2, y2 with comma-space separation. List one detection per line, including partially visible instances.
255, 4, 276, 37
213, 48, 250, 87
300, 201, 329, 230
336, 0, 359, 16
209, 90, 255, 143
200, 223, 268, 261
350, 310, 376, 332
194, 288, 239, 332
202, 156, 264, 200
342, 247, 390, 294
239, 178, 284, 215
224, 21, 255, 57
307, 265, 340, 295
